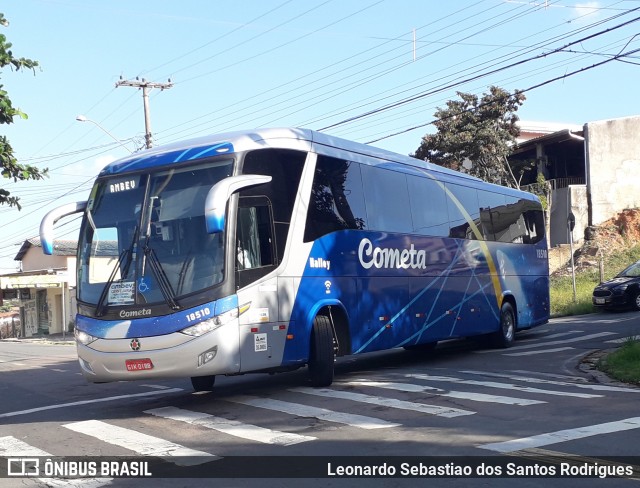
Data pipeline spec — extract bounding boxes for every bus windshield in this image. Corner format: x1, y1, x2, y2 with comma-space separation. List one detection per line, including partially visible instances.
77, 159, 234, 309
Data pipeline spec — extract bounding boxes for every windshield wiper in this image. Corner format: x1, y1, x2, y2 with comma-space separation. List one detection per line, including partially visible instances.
142, 236, 180, 310
95, 225, 139, 317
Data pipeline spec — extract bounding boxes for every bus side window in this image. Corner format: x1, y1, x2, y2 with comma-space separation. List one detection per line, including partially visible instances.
477, 190, 507, 242
361, 165, 412, 233
304, 156, 367, 242
407, 175, 449, 237
446, 183, 480, 240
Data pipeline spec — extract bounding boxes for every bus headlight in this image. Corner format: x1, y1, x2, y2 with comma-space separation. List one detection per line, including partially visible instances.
75, 329, 98, 345
181, 308, 239, 337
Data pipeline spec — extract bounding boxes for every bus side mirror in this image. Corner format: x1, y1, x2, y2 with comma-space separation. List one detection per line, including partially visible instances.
204, 175, 272, 233
40, 201, 88, 255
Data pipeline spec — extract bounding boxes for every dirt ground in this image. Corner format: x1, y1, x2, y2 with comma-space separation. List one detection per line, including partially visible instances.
550, 208, 640, 276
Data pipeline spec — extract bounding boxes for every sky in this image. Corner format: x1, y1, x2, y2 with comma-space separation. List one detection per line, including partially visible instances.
1, 0, 640, 273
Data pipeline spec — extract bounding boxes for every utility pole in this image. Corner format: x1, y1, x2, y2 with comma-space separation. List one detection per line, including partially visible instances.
115, 76, 173, 149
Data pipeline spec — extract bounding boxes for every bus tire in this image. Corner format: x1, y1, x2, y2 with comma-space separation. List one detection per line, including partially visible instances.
308, 315, 335, 387
492, 302, 515, 348
191, 375, 215, 392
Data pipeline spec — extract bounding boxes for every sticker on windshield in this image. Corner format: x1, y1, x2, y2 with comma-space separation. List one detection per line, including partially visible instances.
108, 281, 135, 305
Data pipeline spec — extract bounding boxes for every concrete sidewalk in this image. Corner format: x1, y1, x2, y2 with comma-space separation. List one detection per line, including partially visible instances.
1, 332, 75, 345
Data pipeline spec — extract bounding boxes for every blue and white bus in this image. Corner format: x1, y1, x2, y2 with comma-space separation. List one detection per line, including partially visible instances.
40, 128, 549, 391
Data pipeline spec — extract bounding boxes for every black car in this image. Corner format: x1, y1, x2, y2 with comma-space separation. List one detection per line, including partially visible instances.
593, 260, 640, 311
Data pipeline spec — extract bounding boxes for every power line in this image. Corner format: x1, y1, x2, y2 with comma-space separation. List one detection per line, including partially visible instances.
365, 45, 640, 144
318, 10, 640, 131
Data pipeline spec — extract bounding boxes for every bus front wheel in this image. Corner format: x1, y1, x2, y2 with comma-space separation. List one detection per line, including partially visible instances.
191, 375, 216, 392
308, 315, 335, 387
492, 302, 515, 348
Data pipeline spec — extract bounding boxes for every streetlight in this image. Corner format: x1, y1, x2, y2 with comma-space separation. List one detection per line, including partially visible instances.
75, 115, 133, 153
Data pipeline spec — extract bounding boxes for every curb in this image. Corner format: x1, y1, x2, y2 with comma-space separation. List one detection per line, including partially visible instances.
1, 336, 75, 345
578, 348, 639, 387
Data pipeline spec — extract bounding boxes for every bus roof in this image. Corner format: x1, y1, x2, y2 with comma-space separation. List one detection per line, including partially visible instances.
98, 127, 537, 201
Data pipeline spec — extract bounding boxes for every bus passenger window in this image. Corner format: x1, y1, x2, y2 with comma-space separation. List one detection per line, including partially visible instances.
304, 156, 367, 242
446, 184, 480, 240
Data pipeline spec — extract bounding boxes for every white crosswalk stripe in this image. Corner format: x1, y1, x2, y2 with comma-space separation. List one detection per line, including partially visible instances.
479, 417, 640, 453
461, 370, 640, 393
340, 379, 546, 405
289, 386, 475, 417
63, 420, 215, 466
406, 373, 603, 398
504, 347, 574, 356
145, 406, 316, 445
0, 435, 49, 457
227, 395, 400, 429
475, 332, 617, 354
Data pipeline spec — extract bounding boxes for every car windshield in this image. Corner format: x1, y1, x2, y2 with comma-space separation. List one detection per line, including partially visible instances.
77, 159, 233, 308
619, 261, 640, 277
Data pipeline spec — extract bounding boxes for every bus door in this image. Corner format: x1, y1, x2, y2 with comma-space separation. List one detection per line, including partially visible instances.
235, 196, 284, 371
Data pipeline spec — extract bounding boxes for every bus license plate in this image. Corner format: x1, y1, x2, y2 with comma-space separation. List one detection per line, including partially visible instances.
125, 358, 154, 371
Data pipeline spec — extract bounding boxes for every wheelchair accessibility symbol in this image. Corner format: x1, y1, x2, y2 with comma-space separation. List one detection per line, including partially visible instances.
138, 278, 150, 293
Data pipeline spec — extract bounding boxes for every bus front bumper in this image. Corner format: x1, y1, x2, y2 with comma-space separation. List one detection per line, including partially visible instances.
75, 326, 240, 383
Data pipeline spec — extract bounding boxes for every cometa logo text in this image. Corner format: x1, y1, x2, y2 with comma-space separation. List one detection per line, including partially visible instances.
358, 238, 428, 270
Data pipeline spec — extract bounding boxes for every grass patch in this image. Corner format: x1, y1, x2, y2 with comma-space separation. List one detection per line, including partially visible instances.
550, 272, 599, 317
596, 338, 640, 385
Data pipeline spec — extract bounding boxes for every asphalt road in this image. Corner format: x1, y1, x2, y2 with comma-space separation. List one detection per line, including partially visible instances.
1, 311, 640, 487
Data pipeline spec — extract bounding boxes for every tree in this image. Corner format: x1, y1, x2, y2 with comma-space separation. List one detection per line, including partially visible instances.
0, 13, 47, 209
412, 86, 527, 188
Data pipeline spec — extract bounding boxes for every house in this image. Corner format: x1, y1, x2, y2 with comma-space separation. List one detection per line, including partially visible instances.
0, 238, 77, 337
509, 115, 640, 248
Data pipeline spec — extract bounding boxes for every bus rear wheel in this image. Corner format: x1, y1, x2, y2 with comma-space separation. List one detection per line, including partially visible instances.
191, 375, 216, 392
491, 302, 515, 348
308, 315, 335, 387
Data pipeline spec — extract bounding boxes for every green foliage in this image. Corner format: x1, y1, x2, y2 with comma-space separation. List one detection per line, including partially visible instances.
550, 272, 599, 316
412, 86, 526, 187
530, 172, 550, 211
0, 13, 46, 210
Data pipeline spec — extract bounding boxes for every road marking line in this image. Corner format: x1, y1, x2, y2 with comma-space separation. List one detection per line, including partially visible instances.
517, 331, 583, 342
406, 374, 602, 398
64, 420, 215, 465
462, 370, 640, 393
290, 387, 474, 417
145, 406, 316, 445
504, 347, 575, 356
607, 336, 639, 344
340, 379, 545, 405
0, 388, 184, 418
475, 332, 617, 353
231, 395, 400, 429
0, 436, 113, 486
479, 417, 640, 453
